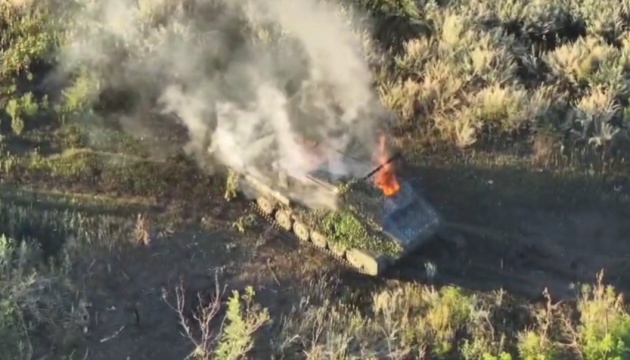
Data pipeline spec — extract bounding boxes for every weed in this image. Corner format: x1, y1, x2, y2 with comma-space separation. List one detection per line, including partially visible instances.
224, 170, 240, 201
134, 213, 152, 246
165, 279, 270, 360
6, 92, 40, 135
574, 271, 630, 359
214, 287, 271, 360
233, 213, 256, 234
0, 234, 87, 358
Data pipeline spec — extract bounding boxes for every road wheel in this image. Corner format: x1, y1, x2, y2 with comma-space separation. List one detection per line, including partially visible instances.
329, 242, 346, 259
310, 231, 327, 249
346, 249, 381, 276
293, 221, 310, 242
275, 209, 293, 231
257, 197, 275, 215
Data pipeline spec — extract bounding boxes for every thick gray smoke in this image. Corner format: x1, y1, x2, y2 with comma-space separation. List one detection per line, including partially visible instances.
55, 0, 389, 208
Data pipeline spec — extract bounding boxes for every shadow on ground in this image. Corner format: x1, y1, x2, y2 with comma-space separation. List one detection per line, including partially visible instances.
2, 149, 629, 358
375, 156, 630, 302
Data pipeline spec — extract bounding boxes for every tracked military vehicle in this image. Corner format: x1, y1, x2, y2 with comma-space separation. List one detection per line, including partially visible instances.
232, 131, 444, 276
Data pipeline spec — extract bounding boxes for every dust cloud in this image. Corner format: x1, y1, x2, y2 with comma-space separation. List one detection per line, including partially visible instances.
54, 0, 389, 208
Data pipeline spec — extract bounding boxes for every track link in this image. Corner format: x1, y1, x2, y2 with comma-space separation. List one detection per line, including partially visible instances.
248, 200, 371, 276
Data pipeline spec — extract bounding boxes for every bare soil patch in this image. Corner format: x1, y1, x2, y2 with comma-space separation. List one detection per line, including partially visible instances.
387, 153, 630, 302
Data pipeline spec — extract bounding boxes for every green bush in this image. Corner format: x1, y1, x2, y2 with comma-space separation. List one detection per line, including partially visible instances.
577, 273, 630, 360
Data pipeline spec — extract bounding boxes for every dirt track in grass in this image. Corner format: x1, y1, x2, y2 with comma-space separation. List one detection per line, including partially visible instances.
2, 148, 628, 359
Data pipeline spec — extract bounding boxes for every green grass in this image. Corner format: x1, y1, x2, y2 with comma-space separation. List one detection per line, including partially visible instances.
1, 0, 630, 359
319, 209, 404, 257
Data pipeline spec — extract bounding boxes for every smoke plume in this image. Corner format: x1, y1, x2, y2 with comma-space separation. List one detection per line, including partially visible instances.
54, 0, 389, 208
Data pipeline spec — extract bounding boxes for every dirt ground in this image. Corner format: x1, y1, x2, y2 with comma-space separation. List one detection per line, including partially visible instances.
391, 156, 630, 301
74, 214, 352, 360
65, 163, 630, 358
4, 147, 629, 359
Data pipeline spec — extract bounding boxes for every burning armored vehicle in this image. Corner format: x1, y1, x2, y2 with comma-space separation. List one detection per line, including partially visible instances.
228, 127, 444, 276
204, 80, 445, 276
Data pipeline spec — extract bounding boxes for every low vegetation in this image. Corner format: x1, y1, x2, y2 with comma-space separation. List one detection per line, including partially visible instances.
1, 0, 629, 359
3, 210, 629, 359
319, 209, 404, 257
273, 274, 630, 359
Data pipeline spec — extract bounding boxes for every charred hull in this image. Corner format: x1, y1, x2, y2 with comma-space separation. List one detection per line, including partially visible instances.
381, 181, 442, 256
236, 161, 443, 276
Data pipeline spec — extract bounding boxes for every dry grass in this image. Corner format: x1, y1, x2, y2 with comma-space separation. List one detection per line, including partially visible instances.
134, 213, 152, 247
374, 0, 630, 153
6, 0, 34, 9
268, 273, 630, 359
2, 210, 629, 359
0, 201, 133, 359
1, 0, 630, 359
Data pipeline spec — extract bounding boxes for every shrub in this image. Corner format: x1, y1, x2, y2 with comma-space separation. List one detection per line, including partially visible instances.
0, 2, 60, 78
0, 235, 87, 358
166, 281, 270, 360
575, 271, 630, 360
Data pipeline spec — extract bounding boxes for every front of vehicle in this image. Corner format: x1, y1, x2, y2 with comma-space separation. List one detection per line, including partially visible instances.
346, 134, 443, 259
379, 179, 442, 253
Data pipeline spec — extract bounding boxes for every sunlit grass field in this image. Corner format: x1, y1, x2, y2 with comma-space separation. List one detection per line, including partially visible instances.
1, 0, 630, 359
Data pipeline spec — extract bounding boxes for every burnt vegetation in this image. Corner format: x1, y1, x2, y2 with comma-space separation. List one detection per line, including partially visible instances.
1, 1, 630, 360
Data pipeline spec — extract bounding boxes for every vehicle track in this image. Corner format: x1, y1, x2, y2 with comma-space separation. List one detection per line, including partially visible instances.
390, 221, 593, 300
246, 194, 533, 281
248, 200, 372, 276
1, 181, 608, 302
248, 195, 590, 301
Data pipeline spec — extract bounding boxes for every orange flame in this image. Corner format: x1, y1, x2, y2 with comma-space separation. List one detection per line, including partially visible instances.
374, 134, 400, 197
